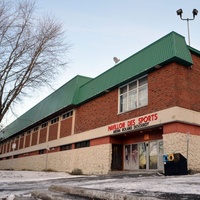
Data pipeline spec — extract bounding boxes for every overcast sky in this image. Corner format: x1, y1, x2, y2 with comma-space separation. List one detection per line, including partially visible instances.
3, 0, 200, 126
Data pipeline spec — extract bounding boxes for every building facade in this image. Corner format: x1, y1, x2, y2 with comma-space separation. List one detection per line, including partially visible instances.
0, 32, 200, 174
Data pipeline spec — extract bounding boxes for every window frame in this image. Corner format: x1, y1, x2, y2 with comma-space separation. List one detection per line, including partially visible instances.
118, 76, 148, 113
41, 122, 48, 128
51, 117, 59, 124
62, 110, 73, 120
75, 140, 90, 149
39, 149, 45, 154
60, 144, 72, 151
33, 126, 39, 132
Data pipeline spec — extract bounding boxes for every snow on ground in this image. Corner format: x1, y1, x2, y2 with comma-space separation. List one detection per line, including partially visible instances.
73, 173, 200, 195
0, 170, 200, 199
0, 170, 72, 183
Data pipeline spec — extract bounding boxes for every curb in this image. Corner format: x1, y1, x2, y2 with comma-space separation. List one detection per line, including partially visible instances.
48, 185, 159, 200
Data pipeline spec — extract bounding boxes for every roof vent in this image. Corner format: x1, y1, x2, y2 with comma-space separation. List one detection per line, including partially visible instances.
113, 57, 120, 64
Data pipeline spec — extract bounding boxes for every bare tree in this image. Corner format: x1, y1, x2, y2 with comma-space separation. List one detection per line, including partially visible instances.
0, 0, 70, 123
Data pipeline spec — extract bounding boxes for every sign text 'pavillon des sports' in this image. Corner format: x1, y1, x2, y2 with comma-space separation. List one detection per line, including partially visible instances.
107, 113, 158, 134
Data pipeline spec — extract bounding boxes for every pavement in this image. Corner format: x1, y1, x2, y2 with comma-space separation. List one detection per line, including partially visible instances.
0, 170, 198, 200
9, 171, 200, 200
11, 172, 160, 200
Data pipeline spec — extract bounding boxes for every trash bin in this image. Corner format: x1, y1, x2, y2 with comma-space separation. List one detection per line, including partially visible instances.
163, 153, 188, 176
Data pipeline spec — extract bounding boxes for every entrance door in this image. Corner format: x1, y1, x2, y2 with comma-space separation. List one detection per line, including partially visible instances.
111, 144, 123, 170
124, 144, 139, 170
149, 141, 158, 169
138, 140, 164, 170
157, 140, 164, 170
149, 140, 164, 170
139, 143, 147, 169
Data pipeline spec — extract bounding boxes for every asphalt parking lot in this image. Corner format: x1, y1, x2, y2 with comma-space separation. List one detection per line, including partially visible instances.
1, 171, 200, 200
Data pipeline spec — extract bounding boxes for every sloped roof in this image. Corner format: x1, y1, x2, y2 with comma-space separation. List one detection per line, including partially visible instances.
188, 46, 200, 57
0, 31, 195, 140
1, 75, 92, 139
77, 31, 193, 103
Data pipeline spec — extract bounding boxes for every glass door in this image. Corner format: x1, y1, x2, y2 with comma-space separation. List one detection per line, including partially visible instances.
139, 140, 163, 170
131, 144, 139, 170
139, 143, 147, 169
124, 140, 163, 171
158, 140, 164, 170
149, 141, 158, 169
124, 145, 131, 170
124, 144, 139, 170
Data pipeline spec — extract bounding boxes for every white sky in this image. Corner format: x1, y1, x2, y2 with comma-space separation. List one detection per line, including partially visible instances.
2, 0, 200, 126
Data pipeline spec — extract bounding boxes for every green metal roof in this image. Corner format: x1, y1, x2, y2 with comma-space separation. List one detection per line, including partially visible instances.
1, 75, 92, 139
1, 31, 195, 140
77, 31, 193, 103
188, 46, 200, 57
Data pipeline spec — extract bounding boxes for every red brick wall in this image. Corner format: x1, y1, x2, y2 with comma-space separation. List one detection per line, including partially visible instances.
90, 136, 110, 146
19, 137, 24, 149
25, 134, 31, 148
39, 128, 47, 144
7, 142, 10, 153
175, 54, 200, 111
148, 63, 177, 111
15, 139, 19, 150
164, 122, 200, 136
3, 144, 6, 153
75, 90, 118, 133
48, 124, 58, 141
10, 141, 14, 151
31, 131, 38, 146
28, 151, 39, 156
74, 54, 200, 134
60, 118, 72, 138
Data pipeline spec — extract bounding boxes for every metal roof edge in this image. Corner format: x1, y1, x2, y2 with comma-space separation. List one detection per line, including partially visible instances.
77, 31, 193, 104
0, 32, 195, 141
188, 46, 200, 57
1, 75, 92, 140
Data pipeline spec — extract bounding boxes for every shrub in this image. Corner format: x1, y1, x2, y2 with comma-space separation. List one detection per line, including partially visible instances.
71, 168, 83, 175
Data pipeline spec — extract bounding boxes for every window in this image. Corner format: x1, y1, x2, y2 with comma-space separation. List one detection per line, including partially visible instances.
51, 117, 59, 124
62, 110, 73, 119
75, 141, 90, 149
39, 149, 45, 154
33, 126, 39, 131
27, 130, 31, 134
119, 76, 148, 113
60, 144, 72, 151
14, 155, 18, 159
41, 122, 48, 128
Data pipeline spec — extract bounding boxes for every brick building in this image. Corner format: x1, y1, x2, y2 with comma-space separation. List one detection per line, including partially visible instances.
0, 31, 200, 174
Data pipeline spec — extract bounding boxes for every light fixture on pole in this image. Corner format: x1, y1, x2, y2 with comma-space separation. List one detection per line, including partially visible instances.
176, 8, 198, 46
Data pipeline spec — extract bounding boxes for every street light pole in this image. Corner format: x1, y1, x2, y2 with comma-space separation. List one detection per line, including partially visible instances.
186, 19, 190, 46
176, 9, 198, 46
